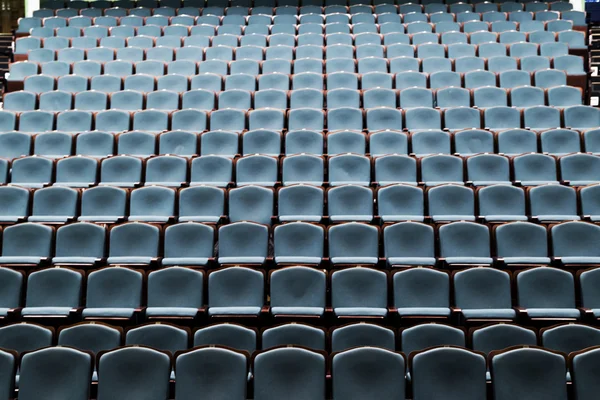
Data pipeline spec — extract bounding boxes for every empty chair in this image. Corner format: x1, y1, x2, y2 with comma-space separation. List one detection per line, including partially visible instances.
564, 106, 600, 130
466, 154, 510, 186
404, 107, 442, 130
262, 324, 324, 351
269, 266, 325, 316
328, 223, 379, 265
560, 154, 600, 186
454, 267, 515, 321
78, 186, 127, 223
542, 324, 600, 355
535, 69, 567, 89
29, 186, 78, 223
11, 156, 53, 188
53, 222, 105, 265
439, 222, 493, 265
516, 266, 580, 320
176, 347, 248, 400
551, 221, 600, 264
236, 155, 278, 187
529, 185, 579, 222
190, 156, 233, 187
0, 323, 52, 355
327, 185, 373, 222
277, 185, 324, 222
524, 106, 561, 129
327, 131, 366, 155
328, 154, 370, 186
411, 347, 486, 400
282, 154, 324, 186
83, 267, 142, 319
331, 267, 387, 317
22, 267, 82, 317
512, 154, 557, 186
428, 185, 475, 221
420, 154, 463, 186
511, 86, 545, 108
471, 324, 538, 356
454, 129, 494, 156
96, 347, 170, 400
128, 186, 176, 223
411, 130, 450, 157
100, 156, 142, 187
228, 185, 273, 226
332, 347, 405, 400
436, 88, 470, 109
3, 91, 36, 112
107, 223, 160, 265
178, 186, 224, 223
548, 87, 582, 107
327, 107, 363, 132
133, 110, 169, 134
125, 323, 188, 357
208, 267, 264, 316
490, 347, 567, 400
218, 221, 268, 265
110, 90, 143, 111
19, 347, 92, 400
34, 132, 71, 159
0, 186, 30, 222
394, 268, 451, 318
253, 347, 326, 400
495, 221, 550, 265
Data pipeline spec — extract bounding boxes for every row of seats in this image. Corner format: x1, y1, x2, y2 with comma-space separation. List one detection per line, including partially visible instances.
17, 42, 583, 64
4, 127, 600, 158
2, 86, 586, 114
5, 181, 600, 224
16, 28, 586, 54
27, 3, 586, 19
32, 0, 580, 9
18, 11, 583, 31
3, 345, 600, 400
10, 61, 585, 89
1, 220, 599, 267
2, 320, 600, 357
3, 151, 600, 187
0, 104, 597, 133
29, 1, 581, 15
0, 262, 596, 319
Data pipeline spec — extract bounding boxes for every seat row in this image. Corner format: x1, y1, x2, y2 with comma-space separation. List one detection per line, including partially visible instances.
17, 34, 582, 58
1, 219, 600, 268
33, 0, 582, 11
10, 67, 585, 95
0, 260, 597, 320
17, 44, 583, 68
3, 86, 585, 114
3, 320, 600, 359
11, 127, 600, 159
0, 104, 597, 133
2, 344, 600, 400
29, 2, 582, 16
15, 32, 586, 59
18, 11, 583, 32
5, 181, 600, 224
3, 151, 600, 187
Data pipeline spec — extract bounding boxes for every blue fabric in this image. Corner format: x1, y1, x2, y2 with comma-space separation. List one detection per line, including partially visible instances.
396, 307, 451, 316
461, 309, 516, 319
274, 256, 321, 264
162, 257, 209, 266
107, 256, 153, 265
208, 306, 262, 316
526, 308, 581, 318
388, 257, 437, 266
218, 256, 265, 264
445, 257, 493, 265
0, 256, 45, 264
146, 307, 199, 317
21, 307, 72, 316
334, 307, 388, 317
53, 257, 101, 264
82, 307, 135, 318
331, 257, 378, 265
271, 307, 325, 316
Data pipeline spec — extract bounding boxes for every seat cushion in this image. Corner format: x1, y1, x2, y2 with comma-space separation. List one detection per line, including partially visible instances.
334, 307, 388, 317
271, 306, 325, 316
526, 308, 581, 319
208, 306, 262, 316
162, 257, 210, 266
82, 307, 136, 318
461, 308, 516, 319
396, 307, 451, 317
387, 257, 437, 266
21, 307, 72, 316
145, 307, 199, 317
331, 257, 378, 265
